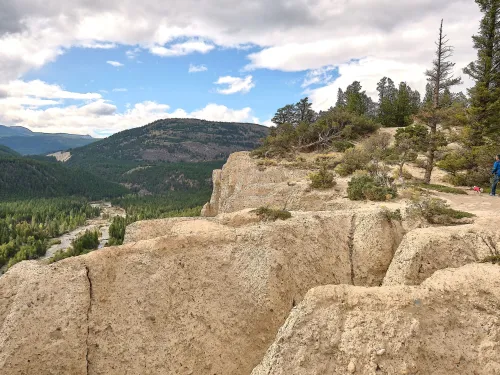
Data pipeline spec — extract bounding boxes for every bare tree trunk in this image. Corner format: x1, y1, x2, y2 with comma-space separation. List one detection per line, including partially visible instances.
424, 20, 444, 185
424, 123, 436, 184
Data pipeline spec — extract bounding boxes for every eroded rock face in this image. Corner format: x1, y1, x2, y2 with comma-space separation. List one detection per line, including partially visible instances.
201, 152, 346, 216
0, 209, 401, 375
252, 263, 500, 375
383, 225, 500, 286
0, 261, 90, 375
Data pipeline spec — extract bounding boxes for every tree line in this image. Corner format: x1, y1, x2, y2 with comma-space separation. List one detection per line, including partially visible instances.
259, 0, 500, 186
0, 198, 100, 269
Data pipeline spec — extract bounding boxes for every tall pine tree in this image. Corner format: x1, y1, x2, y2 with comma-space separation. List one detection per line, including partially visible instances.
464, 0, 500, 144
420, 19, 462, 183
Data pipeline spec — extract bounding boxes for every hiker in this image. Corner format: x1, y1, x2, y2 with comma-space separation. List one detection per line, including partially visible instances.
491, 154, 500, 196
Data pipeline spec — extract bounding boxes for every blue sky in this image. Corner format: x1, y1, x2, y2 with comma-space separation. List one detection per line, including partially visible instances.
26, 44, 310, 120
0, 0, 480, 137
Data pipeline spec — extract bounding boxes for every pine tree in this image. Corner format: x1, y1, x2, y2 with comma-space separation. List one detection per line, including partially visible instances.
420, 19, 462, 184
335, 88, 346, 109
464, 0, 500, 144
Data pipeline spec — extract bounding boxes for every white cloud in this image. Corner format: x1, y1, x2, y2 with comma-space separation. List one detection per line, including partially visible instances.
0, 79, 257, 136
214, 75, 255, 95
188, 63, 208, 73
80, 42, 116, 49
106, 60, 124, 67
0, 80, 101, 100
150, 41, 214, 57
112, 88, 128, 92
302, 66, 336, 88
126, 47, 141, 59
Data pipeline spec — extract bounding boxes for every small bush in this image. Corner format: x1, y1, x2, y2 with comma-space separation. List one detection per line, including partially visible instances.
413, 183, 467, 195
392, 168, 413, 181
257, 159, 278, 167
335, 148, 370, 177
309, 165, 336, 189
252, 207, 292, 221
444, 170, 491, 187
382, 207, 403, 222
408, 198, 474, 226
482, 255, 500, 265
331, 140, 354, 152
347, 175, 397, 201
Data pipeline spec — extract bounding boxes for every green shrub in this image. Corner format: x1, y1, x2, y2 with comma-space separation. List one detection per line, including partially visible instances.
309, 165, 336, 189
335, 148, 370, 176
482, 255, 500, 265
252, 207, 292, 221
49, 230, 99, 263
347, 175, 397, 201
382, 208, 403, 222
257, 159, 278, 167
331, 140, 354, 152
413, 183, 467, 195
437, 151, 470, 175
408, 198, 474, 226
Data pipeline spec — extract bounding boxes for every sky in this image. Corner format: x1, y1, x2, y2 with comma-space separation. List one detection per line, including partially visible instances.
0, 0, 482, 137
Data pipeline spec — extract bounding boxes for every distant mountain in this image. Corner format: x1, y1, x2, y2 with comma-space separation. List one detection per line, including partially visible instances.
0, 125, 96, 155
69, 118, 269, 163
65, 118, 268, 195
0, 153, 128, 200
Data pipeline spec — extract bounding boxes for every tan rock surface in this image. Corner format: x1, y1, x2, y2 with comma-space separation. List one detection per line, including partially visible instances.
252, 263, 500, 375
384, 225, 500, 286
124, 209, 262, 244
0, 261, 89, 375
0, 209, 401, 375
201, 152, 346, 216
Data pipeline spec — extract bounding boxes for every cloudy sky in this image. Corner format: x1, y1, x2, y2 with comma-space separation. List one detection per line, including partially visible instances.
0, 0, 481, 137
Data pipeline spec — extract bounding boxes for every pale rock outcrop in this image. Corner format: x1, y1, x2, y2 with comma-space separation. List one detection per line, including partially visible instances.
124, 209, 262, 243
384, 225, 500, 286
252, 263, 500, 375
0, 261, 90, 374
201, 152, 347, 216
0, 209, 402, 375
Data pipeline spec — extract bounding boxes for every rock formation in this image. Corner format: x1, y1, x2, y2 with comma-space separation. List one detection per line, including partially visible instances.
384, 225, 500, 286
0, 209, 402, 375
1, 151, 499, 375
252, 264, 500, 375
201, 152, 347, 216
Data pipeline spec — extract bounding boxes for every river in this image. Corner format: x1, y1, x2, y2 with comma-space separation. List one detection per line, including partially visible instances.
40, 202, 126, 261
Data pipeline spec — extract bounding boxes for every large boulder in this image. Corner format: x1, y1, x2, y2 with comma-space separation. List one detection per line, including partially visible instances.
201, 152, 346, 217
383, 225, 500, 286
252, 263, 500, 375
0, 209, 402, 375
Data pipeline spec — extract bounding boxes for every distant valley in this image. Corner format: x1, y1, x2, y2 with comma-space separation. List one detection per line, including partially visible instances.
0, 119, 268, 199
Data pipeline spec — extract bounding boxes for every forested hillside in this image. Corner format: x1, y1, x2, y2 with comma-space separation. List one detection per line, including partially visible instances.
0, 155, 128, 200
0, 145, 20, 157
62, 118, 264, 194
68, 119, 267, 164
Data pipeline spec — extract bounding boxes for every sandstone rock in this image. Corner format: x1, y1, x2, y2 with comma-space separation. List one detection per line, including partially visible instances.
201, 152, 345, 216
0, 261, 90, 375
124, 209, 262, 244
1, 209, 401, 375
384, 225, 500, 286
251, 263, 500, 375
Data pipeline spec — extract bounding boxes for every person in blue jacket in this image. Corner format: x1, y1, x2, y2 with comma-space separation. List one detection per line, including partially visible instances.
491, 155, 500, 196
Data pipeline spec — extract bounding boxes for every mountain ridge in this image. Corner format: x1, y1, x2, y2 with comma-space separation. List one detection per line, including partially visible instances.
0, 125, 97, 155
